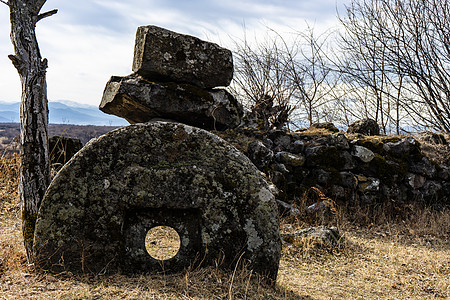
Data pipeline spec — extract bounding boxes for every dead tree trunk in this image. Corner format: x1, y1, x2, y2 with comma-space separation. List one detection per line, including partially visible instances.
2, 0, 57, 263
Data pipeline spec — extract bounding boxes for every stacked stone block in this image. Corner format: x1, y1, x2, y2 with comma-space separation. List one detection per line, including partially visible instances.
100, 25, 243, 130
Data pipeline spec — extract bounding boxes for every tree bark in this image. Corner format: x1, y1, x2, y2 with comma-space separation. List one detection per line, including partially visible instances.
5, 0, 55, 263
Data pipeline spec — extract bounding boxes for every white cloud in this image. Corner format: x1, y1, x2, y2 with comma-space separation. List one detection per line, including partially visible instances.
37, 23, 134, 106
0, 0, 347, 106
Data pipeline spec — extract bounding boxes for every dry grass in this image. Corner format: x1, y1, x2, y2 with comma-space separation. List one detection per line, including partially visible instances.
1, 155, 449, 299
145, 226, 181, 261
279, 231, 449, 299
416, 132, 450, 165
0, 152, 19, 212
279, 205, 449, 299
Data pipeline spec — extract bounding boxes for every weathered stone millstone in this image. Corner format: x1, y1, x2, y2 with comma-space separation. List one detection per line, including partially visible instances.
99, 75, 242, 130
34, 122, 281, 280
133, 25, 233, 89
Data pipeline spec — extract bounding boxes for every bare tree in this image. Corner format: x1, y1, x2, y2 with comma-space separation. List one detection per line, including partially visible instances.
1, 0, 57, 262
230, 32, 295, 130
230, 28, 337, 130
337, 0, 450, 133
334, 0, 405, 133
284, 26, 338, 127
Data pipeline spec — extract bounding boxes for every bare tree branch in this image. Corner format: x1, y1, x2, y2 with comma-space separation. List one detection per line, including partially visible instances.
8, 54, 24, 72
0, 0, 9, 6
37, 8, 57, 22
230, 26, 338, 130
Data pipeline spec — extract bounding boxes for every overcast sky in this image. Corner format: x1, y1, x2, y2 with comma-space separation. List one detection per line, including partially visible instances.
0, 0, 347, 106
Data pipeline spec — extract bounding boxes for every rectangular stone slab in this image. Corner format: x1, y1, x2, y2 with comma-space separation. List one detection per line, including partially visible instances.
132, 25, 233, 89
99, 75, 242, 130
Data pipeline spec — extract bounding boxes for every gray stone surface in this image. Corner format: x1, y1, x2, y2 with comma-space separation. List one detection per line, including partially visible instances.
34, 122, 281, 280
276, 200, 300, 217
247, 140, 274, 170
407, 173, 426, 189
352, 145, 375, 163
282, 226, 342, 248
275, 151, 305, 167
132, 25, 233, 89
289, 140, 305, 154
383, 137, 419, 157
347, 118, 380, 135
99, 75, 242, 130
409, 156, 436, 177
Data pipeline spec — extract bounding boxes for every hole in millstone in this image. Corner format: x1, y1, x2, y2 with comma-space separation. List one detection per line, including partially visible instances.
145, 226, 181, 261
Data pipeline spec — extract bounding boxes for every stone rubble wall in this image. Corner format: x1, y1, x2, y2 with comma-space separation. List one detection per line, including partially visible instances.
217, 128, 450, 209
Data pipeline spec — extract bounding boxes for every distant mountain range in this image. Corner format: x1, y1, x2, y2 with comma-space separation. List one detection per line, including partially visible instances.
0, 101, 128, 126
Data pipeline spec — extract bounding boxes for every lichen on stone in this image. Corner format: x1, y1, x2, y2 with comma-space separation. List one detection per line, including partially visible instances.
244, 219, 263, 252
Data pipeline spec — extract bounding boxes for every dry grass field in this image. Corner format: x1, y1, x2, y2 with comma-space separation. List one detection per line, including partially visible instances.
1, 153, 449, 299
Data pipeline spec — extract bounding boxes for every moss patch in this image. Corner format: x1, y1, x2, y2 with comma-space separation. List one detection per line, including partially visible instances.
370, 154, 408, 184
